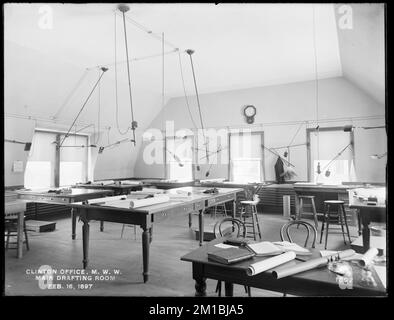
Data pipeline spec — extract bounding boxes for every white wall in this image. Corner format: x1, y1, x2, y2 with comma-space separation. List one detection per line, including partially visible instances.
335, 3, 385, 105
134, 76, 386, 182
4, 40, 165, 186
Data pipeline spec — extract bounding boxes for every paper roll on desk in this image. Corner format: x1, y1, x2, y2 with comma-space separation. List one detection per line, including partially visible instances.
358, 248, 379, 267
93, 180, 115, 186
247, 251, 296, 276
272, 249, 355, 279
85, 195, 127, 204
119, 180, 143, 185
129, 195, 170, 208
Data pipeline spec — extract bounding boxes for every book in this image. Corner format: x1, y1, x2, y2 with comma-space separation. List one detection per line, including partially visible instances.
272, 241, 312, 256
246, 241, 311, 257
246, 241, 284, 257
208, 247, 255, 264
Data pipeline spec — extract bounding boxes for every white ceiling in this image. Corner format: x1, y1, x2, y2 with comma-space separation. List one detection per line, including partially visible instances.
4, 3, 342, 98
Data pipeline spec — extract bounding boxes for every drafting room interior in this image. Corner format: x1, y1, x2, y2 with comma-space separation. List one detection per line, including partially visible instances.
4, 3, 387, 297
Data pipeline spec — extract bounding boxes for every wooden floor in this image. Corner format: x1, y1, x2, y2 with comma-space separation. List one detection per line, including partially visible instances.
4, 211, 358, 296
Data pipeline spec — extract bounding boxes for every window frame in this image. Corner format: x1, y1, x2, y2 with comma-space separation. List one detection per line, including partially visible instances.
227, 130, 265, 183
306, 126, 355, 182
25, 128, 91, 188
164, 133, 195, 181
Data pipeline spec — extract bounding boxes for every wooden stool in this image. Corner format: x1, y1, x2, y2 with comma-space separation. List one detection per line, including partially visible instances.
296, 195, 318, 229
320, 200, 351, 249
213, 204, 227, 219
5, 217, 29, 252
240, 196, 262, 240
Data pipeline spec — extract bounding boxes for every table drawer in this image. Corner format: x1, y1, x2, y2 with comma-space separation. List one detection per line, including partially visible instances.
153, 203, 194, 222
206, 194, 234, 207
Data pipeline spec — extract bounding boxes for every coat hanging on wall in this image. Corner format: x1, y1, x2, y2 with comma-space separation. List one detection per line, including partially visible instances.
274, 156, 285, 184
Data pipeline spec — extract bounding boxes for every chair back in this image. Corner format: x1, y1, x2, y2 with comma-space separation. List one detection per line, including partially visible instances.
280, 220, 317, 248
213, 218, 246, 238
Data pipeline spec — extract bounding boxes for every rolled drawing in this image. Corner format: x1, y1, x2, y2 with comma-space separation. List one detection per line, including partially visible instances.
120, 180, 143, 185
85, 195, 127, 204
272, 249, 355, 279
129, 195, 170, 208
247, 251, 296, 276
359, 248, 379, 267
93, 180, 115, 185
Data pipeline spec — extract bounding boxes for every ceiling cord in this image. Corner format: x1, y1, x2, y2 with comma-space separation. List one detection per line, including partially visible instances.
177, 50, 198, 129
114, 11, 130, 135
121, 9, 137, 145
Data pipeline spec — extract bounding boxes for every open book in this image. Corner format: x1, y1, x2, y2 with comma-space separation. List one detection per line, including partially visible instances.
246, 241, 311, 257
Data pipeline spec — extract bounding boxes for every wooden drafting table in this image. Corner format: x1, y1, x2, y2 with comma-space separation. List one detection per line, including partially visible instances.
181, 237, 386, 297
16, 188, 114, 239
69, 186, 243, 282
348, 188, 386, 253
74, 181, 143, 195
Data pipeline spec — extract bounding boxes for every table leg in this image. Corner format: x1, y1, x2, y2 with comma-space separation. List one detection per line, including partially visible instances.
198, 209, 204, 246
357, 210, 362, 236
71, 208, 76, 240
142, 227, 151, 283
82, 219, 90, 269
360, 210, 371, 253
195, 278, 207, 297
17, 212, 24, 259
149, 226, 153, 243
100, 221, 104, 232
224, 282, 234, 297
188, 213, 192, 228
232, 199, 236, 218
294, 194, 300, 220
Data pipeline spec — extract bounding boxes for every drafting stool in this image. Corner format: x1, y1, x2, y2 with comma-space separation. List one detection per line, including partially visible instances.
121, 224, 137, 240
239, 195, 262, 241
212, 203, 228, 219
5, 215, 29, 252
320, 200, 352, 249
296, 195, 319, 229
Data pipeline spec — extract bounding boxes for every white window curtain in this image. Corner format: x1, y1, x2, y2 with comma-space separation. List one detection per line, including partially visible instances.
230, 132, 263, 183
166, 136, 193, 181
309, 130, 355, 184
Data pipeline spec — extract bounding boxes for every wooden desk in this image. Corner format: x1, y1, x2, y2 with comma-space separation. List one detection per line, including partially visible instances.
5, 199, 27, 258
349, 197, 386, 253
70, 187, 243, 282
16, 188, 114, 239
74, 182, 143, 195
181, 237, 386, 297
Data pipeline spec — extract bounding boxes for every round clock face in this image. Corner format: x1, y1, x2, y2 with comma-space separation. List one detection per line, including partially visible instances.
244, 105, 256, 117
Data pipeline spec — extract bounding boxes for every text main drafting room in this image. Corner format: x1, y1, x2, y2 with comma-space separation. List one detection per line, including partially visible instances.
4, 3, 387, 297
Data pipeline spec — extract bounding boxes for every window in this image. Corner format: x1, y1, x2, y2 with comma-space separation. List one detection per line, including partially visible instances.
229, 132, 264, 183
24, 130, 89, 189
308, 127, 355, 184
165, 136, 193, 181
59, 133, 89, 187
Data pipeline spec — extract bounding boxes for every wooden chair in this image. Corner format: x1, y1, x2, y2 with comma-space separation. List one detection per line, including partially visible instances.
320, 200, 351, 250
280, 220, 317, 248
239, 194, 262, 240
213, 218, 251, 297
296, 195, 319, 229
121, 224, 137, 240
5, 215, 30, 252
279, 220, 317, 296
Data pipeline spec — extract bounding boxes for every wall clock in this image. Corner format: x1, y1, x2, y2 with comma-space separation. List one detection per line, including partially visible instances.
243, 105, 256, 124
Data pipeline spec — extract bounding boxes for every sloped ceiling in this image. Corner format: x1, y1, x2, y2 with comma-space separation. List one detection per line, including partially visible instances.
335, 3, 385, 105
4, 3, 342, 101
